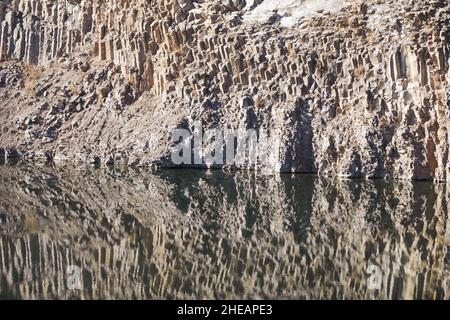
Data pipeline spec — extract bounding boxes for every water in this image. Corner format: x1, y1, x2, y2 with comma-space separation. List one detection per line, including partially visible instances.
0, 162, 449, 299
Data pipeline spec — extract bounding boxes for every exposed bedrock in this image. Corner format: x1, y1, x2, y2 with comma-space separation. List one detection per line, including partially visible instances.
1, 0, 450, 180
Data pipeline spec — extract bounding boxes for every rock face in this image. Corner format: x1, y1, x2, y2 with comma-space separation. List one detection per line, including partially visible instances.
0, 164, 449, 299
0, 0, 450, 180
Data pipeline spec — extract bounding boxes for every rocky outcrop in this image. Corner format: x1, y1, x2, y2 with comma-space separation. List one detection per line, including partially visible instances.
0, 163, 449, 299
1, 0, 450, 181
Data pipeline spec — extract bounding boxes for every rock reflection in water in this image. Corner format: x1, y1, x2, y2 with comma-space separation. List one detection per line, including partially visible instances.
0, 163, 449, 299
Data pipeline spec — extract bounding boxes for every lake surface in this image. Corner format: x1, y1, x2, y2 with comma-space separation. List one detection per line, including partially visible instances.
0, 162, 449, 299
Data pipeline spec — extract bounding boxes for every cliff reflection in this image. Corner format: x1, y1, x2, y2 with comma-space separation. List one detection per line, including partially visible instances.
0, 163, 449, 299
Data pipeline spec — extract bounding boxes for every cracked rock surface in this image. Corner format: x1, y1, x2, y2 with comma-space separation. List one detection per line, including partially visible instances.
1, 0, 450, 180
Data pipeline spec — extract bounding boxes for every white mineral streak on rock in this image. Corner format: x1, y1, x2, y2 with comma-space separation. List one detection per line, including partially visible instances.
243, 0, 344, 27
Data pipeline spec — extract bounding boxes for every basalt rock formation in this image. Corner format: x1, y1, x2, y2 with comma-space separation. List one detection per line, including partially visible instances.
0, 163, 449, 299
1, 0, 450, 180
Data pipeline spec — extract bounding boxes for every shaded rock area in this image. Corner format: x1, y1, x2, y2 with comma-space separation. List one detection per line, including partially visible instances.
0, 0, 450, 180
0, 163, 449, 299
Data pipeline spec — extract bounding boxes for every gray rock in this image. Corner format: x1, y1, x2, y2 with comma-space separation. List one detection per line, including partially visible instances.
0, 0, 449, 181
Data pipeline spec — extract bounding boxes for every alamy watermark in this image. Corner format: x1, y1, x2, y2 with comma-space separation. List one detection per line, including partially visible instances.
170, 121, 282, 172
366, 264, 382, 290
446, 219, 450, 243
444, 218, 450, 255
66, 265, 82, 290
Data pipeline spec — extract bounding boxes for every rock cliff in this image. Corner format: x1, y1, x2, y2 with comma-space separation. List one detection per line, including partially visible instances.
0, 164, 448, 299
1, 0, 450, 180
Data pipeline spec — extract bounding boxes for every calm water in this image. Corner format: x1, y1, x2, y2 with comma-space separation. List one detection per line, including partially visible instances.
0, 162, 449, 299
